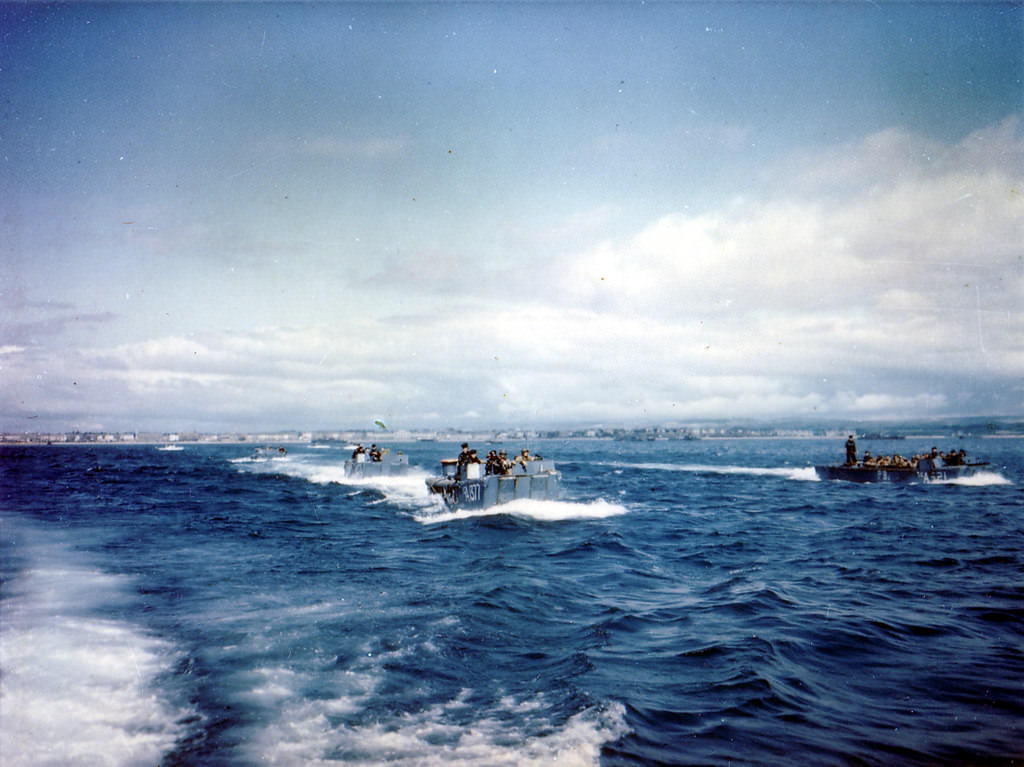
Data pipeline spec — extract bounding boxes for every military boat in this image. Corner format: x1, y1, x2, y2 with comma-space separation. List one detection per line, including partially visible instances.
426, 455, 561, 510
251, 445, 287, 460
343, 449, 409, 479
814, 456, 987, 483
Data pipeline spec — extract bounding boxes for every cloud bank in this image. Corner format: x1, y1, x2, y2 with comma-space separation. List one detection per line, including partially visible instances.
3, 118, 1021, 432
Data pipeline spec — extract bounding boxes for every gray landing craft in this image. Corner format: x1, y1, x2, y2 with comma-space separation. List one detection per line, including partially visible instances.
815, 450, 987, 483
343, 449, 410, 479
426, 454, 561, 510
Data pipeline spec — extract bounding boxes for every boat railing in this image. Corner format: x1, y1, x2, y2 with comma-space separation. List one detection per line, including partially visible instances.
510, 460, 555, 475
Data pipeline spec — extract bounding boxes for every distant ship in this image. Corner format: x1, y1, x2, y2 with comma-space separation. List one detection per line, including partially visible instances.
425, 453, 561, 510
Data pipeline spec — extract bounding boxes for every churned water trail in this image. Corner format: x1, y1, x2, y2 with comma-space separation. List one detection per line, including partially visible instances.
2, 437, 1021, 766
413, 497, 630, 525
931, 470, 1012, 486
607, 460, 821, 481
1, 521, 192, 767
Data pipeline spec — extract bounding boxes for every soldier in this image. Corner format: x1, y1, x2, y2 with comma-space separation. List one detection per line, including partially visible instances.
455, 443, 471, 479
485, 450, 500, 475
498, 450, 512, 474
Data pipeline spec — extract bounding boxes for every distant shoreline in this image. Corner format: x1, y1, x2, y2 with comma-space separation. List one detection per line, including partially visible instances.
3, 433, 1022, 447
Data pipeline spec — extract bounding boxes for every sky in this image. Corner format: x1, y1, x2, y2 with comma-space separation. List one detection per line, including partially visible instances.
2, 1, 1022, 433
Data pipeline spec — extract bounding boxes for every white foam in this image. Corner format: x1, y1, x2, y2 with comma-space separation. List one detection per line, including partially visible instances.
786, 466, 821, 482
245, 684, 628, 767
930, 470, 1012, 486
414, 497, 629, 525
621, 461, 819, 481
228, 621, 629, 767
0, 527, 191, 767
236, 453, 434, 505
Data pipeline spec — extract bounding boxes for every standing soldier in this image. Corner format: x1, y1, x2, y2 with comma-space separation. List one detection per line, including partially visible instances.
455, 443, 471, 479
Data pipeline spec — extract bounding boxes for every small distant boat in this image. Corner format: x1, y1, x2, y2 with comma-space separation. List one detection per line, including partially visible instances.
425, 454, 561, 510
251, 446, 288, 460
343, 449, 409, 479
814, 457, 987, 483
157, 444, 184, 452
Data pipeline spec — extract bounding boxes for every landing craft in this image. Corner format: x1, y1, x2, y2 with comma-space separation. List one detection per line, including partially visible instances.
251, 445, 287, 459
426, 451, 561, 510
813, 461, 987, 483
815, 446, 988, 483
343, 447, 409, 479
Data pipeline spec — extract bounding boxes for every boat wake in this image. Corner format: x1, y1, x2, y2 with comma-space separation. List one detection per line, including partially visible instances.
233, 452, 433, 504
243, 676, 627, 767
927, 470, 1011, 486
0, 519, 191, 767
612, 461, 820, 482
413, 497, 629, 525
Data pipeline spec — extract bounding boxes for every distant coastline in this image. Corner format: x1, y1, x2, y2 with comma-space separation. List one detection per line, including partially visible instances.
3, 421, 1023, 447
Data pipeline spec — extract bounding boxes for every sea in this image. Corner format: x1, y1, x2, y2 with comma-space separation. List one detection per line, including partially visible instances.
1, 436, 1021, 767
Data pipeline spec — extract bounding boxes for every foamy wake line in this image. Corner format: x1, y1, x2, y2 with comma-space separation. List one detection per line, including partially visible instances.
234, 454, 434, 504
0, 531, 190, 767
414, 497, 629, 525
299, 462, 432, 498
930, 470, 1011, 486
619, 461, 819, 481
246, 678, 628, 767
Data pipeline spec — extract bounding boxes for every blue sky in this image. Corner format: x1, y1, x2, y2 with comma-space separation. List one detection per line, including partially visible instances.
2, 1, 1022, 433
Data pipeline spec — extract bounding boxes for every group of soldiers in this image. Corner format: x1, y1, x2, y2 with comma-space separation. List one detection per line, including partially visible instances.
844, 436, 969, 470
351, 444, 383, 462
456, 442, 541, 479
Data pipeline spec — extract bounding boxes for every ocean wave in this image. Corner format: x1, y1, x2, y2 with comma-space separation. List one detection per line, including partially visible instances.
6, 440, 1021, 766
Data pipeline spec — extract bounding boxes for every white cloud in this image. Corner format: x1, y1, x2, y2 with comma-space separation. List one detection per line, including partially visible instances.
551, 119, 1022, 385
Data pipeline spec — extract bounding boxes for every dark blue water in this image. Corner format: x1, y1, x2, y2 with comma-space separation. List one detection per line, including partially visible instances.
2, 438, 1021, 766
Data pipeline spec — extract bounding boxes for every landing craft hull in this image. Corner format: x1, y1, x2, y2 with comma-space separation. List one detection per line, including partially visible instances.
814, 462, 985, 483
426, 460, 561, 510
